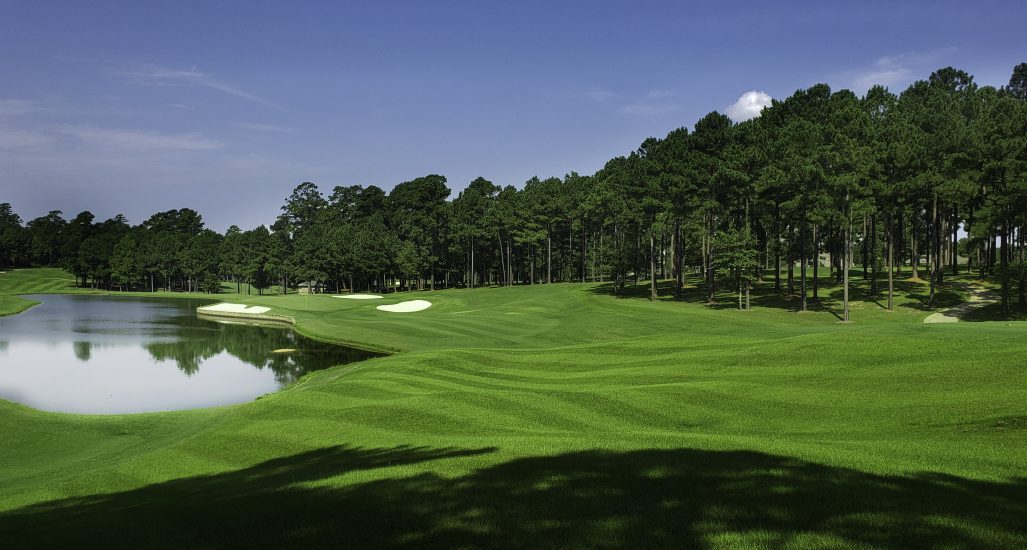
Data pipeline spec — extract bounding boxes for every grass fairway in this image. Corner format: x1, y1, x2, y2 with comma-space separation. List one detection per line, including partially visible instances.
0, 268, 1025, 548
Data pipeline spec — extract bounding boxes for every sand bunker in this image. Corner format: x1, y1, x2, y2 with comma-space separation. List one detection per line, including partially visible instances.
376, 300, 432, 313
332, 294, 383, 300
198, 303, 271, 314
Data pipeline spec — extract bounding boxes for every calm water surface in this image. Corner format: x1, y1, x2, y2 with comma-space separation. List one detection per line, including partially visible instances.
0, 294, 376, 414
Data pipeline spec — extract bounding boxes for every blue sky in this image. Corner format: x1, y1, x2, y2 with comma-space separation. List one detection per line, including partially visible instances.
1, 1, 1024, 231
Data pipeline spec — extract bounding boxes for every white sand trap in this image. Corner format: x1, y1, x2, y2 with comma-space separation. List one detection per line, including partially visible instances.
376, 300, 432, 313
199, 303, 271, 314
332, 294, 383, 300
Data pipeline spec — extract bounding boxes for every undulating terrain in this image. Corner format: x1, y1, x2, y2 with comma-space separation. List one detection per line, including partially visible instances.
1, 268, 1024, 548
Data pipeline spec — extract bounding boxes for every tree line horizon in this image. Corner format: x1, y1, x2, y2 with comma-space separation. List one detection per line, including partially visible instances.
1, 63, 1025, 320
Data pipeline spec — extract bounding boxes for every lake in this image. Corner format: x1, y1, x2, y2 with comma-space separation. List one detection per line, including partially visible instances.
0, 294, 377, 414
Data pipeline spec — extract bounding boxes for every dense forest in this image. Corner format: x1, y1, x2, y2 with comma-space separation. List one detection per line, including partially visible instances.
2, 64, 1025, 319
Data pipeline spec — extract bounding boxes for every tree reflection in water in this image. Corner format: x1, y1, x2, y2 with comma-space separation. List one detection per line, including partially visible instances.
144, 312, 377, 383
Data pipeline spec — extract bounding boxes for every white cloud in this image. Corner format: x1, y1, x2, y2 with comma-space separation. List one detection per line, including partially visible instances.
583, 87, 619, 102
852, 56, 914, 90
59, 126, 224, 151
112, 64, 277, 108
643, 89, 673, 99
231, 122, 295, 133
0, 127, 55, 149
618, 89, 679, 116
725, 90, 772, 122
618, 102, 679, 116
848, 47, 959, 92
0, 99, 48, 117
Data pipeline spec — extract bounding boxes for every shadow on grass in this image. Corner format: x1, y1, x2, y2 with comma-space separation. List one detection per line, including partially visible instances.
586, 275, 887, 318
1, 445, 1024, 548
585, 278, 800, 312
585, 271, 979, 317
961, 302, 1027, 322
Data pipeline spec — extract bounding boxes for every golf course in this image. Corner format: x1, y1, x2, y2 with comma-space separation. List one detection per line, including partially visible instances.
1, 267, 1024, 548
3, 5, 1027, 547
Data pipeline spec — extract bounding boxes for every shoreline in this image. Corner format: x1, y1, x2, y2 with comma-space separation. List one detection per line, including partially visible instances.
195, 308, 297, 326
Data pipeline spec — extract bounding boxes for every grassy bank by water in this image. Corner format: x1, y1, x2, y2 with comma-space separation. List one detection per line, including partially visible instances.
0, 267, 1024, 548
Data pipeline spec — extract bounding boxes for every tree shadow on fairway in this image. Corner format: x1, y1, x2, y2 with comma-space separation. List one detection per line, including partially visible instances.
960, 301, 1027, 322
584, 274, 904, 318
585, 278, 802, 312
1, 446, 1024, 549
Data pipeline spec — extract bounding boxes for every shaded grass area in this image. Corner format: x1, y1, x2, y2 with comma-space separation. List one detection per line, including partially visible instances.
1, 268, 1026, 547
590, 267, 975, 314
2, 445, 1023, 549
962, 301, 1027, 322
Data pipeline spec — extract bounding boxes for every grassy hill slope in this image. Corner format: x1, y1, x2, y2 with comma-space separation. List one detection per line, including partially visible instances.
0, 268, 1024, 548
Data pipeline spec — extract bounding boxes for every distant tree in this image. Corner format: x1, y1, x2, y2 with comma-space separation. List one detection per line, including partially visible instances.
182, 230, 223, 293
267, 218, 295, 294
389, 175, 450, 290
220, 225, 247, 294
27, 210, 66, 266
353, 213, 396, 292
242, 226, 272, 295
280, 182, 327, 237
451, 177, 499, 288
490, 185, 522, 286
0, 203, 26, 267
110, 234, 140, 290
826, 88, 873, 322
973, 86, 1027, 317
64, 211, 95, 286
1008, 62, 1027, 101
715, 224, 759, 310
690, 112, 734, 304
517, 177, 550, 285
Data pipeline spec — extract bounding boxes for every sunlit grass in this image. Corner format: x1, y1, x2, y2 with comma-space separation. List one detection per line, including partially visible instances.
0, 267, 1024, 547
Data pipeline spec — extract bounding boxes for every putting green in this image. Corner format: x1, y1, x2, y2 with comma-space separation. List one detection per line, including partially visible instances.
0, 267, 1024, 548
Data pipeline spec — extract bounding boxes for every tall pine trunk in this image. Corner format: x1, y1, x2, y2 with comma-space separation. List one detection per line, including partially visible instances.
497, 231, 506, 286
650, 229, 657, 302
1001, 213, 1010, 319
911, 201, 919, 280
800, 219, 807, 311
1019, 225, 1025, 306
674, 219, 683, 301
812, 223, 819, 301
774, 200, 781, 291
707, 212, 716, 304
951, 211, 958, 276
843, 193, 851, 322
887, 211, 894, 311
929, 195, 938, 306
546, 229, 552, 284
862, 215, 868, 280
870, 214, 878, 296
581, 226, 587, 283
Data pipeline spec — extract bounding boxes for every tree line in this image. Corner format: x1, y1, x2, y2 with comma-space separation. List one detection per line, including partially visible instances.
2, 64, 1025, 318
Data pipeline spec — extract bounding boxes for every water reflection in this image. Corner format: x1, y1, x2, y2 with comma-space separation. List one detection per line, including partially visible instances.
73, 341, 92, 361
0, 295, 377, 413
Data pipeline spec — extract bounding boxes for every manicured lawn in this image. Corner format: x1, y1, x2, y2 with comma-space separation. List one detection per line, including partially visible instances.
0, 267, 1024, 548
